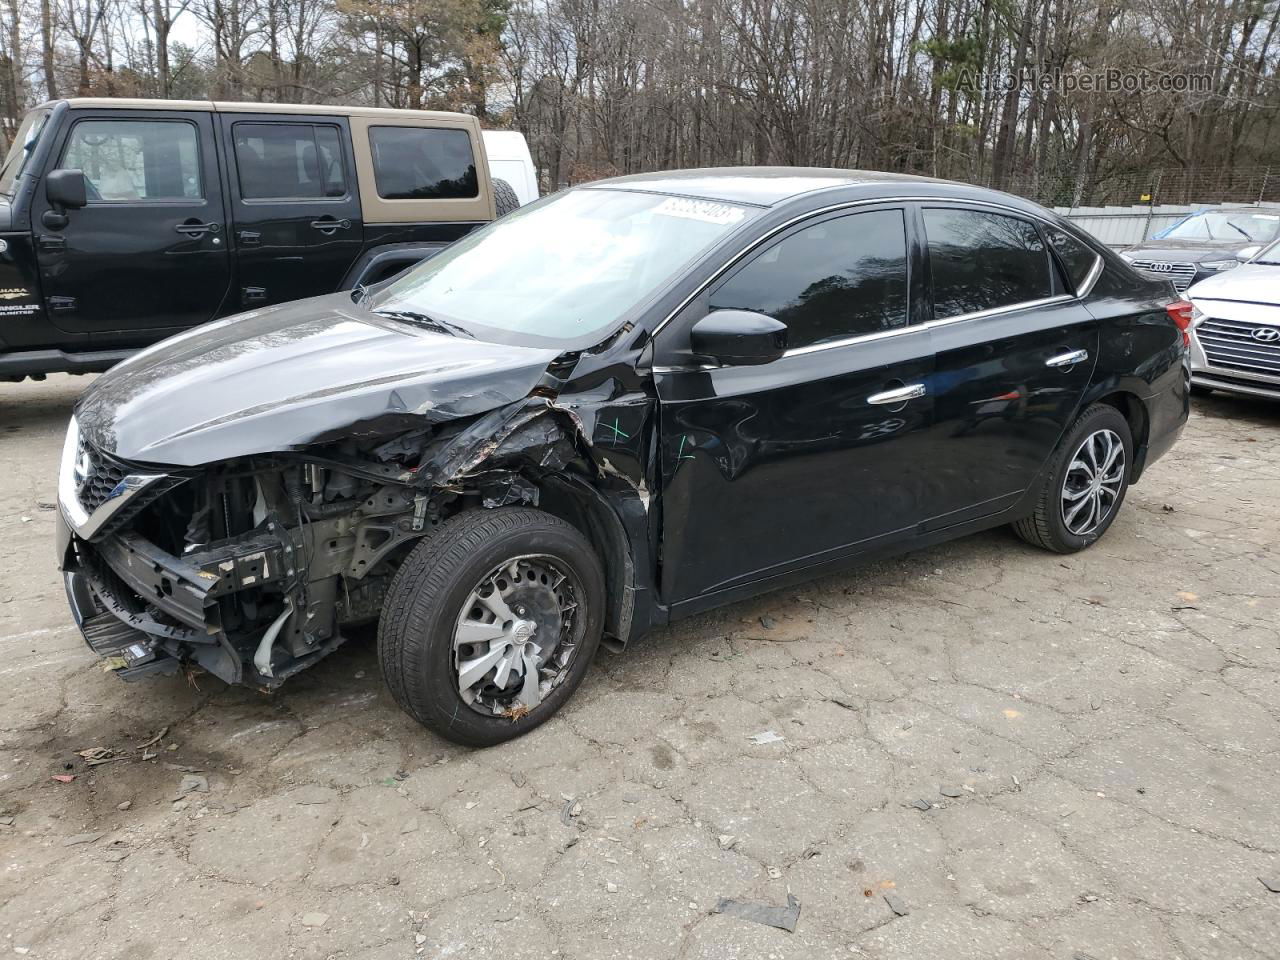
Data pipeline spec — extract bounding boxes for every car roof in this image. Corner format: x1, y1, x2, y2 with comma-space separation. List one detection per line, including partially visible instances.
584, 166, 1037, 210
45, 97, 472, 124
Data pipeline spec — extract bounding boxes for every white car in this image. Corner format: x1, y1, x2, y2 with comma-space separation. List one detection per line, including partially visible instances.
1186, 240, 1280, 400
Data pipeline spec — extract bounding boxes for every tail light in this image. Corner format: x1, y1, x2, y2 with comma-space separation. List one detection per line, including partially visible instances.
1166, 300, 1195, 346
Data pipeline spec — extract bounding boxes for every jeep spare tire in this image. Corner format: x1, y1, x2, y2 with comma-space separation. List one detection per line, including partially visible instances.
493, 178, 520, 217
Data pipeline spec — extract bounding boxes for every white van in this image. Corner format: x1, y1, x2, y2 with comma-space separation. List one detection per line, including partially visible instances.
482, 130, 539, 206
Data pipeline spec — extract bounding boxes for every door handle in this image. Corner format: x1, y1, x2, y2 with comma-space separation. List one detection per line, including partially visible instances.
175, 221, 220, 238
867, 383, 927, 406
1046, 349, 1089, 369
310, 218, 351, 234
237, 230, 261, 246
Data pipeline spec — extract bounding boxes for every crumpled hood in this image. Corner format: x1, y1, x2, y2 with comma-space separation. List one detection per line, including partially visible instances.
76, 293, 563, 466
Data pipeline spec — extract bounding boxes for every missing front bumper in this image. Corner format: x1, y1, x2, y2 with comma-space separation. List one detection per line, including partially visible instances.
62, 517, 298, 685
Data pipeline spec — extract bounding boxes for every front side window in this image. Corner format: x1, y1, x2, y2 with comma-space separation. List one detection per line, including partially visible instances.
925, 208, 1054, 319
376, 189, 755, 345
61, 119, 201, 201
233, 123, 347, 200
369, 126, 478, 200
710, 209, 909, 349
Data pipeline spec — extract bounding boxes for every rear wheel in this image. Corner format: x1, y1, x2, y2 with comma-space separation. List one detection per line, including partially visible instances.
1013, 403, 1133, 553
378, 507, 604, 746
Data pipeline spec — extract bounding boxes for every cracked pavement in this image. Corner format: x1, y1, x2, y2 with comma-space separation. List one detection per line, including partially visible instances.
1, 374, 1277, 959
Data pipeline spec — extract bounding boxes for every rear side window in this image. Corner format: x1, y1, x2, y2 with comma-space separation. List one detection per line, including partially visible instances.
369, 127, 478, 200
1046, 227, 1100, 292
924, 208, 1054, 319
233, 123, 346, 200
62, 119, 201, 201
710, 209, 909, 350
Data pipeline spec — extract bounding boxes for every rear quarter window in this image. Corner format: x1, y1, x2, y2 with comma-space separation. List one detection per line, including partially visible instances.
368, 127, 478, 200
1046, 227, 1101, 293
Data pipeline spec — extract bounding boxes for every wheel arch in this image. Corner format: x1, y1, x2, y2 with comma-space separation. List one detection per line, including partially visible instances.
533, 474, 637, 652
339, 242, 452, 290
417, 400, 647, 651
1092, 389, 1151, 481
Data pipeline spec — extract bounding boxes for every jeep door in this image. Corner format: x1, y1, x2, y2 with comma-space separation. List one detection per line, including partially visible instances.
32, 109, 231, 341
653, 205, 936, 611
222, 114, 364, 309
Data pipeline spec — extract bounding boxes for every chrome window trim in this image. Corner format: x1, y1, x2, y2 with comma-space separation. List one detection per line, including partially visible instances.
650, 195, 1106, 363
654, 293, 1078, 371
787, 294, 1077, 357
1076, 253, 1104, 298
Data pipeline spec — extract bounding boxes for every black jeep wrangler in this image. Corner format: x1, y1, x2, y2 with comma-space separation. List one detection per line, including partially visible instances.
0, 98, 518, 382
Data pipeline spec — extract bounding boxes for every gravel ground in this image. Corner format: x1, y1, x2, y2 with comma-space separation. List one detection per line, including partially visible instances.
1, 373, 1277, 960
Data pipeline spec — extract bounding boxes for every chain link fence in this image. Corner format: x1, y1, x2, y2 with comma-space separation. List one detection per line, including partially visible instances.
1001, 165, 1280, 209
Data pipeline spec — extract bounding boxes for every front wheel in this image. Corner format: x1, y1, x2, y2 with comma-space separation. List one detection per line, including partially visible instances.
378, 507, 605, 746
1012, 403, 1134, 553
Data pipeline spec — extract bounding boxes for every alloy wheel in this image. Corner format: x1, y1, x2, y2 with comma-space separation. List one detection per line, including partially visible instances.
1060, 428, 1126, 537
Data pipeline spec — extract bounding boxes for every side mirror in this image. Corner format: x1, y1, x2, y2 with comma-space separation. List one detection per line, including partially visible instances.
690, 309, 788, 366
46, 169, 88, 210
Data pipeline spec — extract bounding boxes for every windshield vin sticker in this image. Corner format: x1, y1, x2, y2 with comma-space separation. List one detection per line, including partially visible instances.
654, 197, 746, 225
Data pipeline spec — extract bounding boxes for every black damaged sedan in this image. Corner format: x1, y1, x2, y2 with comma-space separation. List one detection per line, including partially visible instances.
57, 168, 1189, 746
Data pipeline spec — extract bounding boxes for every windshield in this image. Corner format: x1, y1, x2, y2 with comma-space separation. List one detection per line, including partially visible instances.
1163, 210, 1280, 243
374, 188, 756, 346
0, 109, 50, 197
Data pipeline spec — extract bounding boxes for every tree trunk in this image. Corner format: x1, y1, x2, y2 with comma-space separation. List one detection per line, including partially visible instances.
41, 0, 57, 99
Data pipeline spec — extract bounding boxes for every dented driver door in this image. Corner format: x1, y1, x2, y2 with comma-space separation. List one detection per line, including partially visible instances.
652, 205, 937, 613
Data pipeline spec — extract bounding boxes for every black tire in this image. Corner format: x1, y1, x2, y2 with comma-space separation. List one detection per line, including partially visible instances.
1012, 403, 1134, 554
377, 507, 605, 747
492, 178, 520, 217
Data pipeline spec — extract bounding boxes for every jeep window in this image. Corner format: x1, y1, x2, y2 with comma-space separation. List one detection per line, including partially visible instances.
374, 188, 755, 346
368, 126, 478, 200
233, 123, 347, 200
710, 209, 909, 349
0, 108, 50, 196
924, 208, 1055, 318
61, 119, 201, 201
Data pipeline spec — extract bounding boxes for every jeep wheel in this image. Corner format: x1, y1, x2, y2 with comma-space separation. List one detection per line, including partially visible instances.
377, 507, 605, 747
493, 177, 520, 217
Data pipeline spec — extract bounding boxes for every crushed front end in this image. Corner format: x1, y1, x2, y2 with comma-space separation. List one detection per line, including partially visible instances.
53, 384, 630, 689
56, 414, 469, 686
